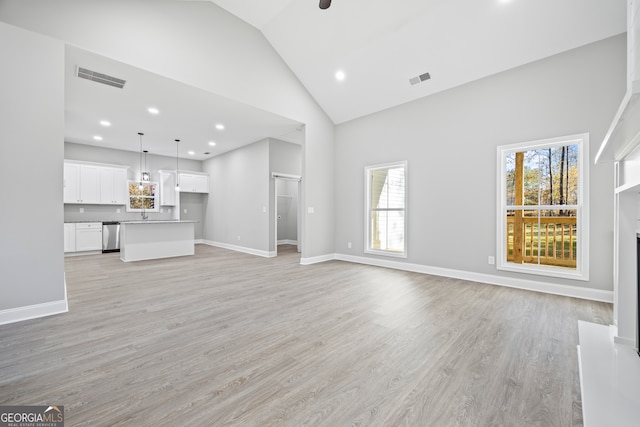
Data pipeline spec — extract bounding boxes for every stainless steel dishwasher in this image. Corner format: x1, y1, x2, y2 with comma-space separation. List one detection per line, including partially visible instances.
102, 221, 121, 253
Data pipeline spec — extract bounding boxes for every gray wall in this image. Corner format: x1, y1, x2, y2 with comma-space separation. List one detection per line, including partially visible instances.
64, 142, 207, 239
334, 34, 626, 292
204, 140, 270, 251
0, 22, 65, 310
0, 0, 335, 260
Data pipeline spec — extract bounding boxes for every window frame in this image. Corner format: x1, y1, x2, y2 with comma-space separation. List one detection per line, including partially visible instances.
126, 180, 160, 213
496, 133, 589, 281
364, 161, 408, 258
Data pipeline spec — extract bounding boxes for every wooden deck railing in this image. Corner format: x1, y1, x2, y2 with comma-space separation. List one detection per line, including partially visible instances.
506, 216, 577, 268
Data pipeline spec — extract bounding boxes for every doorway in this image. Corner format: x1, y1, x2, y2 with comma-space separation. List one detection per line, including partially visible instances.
274, 174, 301, 256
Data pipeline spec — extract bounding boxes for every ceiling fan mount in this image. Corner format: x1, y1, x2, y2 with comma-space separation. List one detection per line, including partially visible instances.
319, 0, 331, 10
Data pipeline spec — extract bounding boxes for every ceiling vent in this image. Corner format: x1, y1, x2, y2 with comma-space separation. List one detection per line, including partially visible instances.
76, 66, 126, 89
409, 72, 431, 86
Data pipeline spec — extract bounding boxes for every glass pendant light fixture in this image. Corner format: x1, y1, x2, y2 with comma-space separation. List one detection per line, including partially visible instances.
142, 150, 150, 182
175, 139, 180, 191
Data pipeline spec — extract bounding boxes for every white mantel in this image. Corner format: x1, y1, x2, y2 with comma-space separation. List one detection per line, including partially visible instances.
583, 1, 640, 425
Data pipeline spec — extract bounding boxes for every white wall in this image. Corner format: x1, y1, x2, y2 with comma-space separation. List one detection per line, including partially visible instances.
334, 35, 626, 294
0, 0, 335, 259
0, 22, 66, 318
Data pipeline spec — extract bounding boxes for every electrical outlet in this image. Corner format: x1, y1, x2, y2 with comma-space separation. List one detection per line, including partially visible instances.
116, 208, 121, 213
348, 241, 352, 249
184, 209, 188, 214
79, 208, 84, 213
262, 206, 266, 213
488, 256, 495, 265
307, 207, 315, 214
237, 235, 241, 241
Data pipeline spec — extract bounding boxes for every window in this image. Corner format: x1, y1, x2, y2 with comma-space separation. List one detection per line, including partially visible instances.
497, 134, 589, 280
126, 181, 159, 212
365, 161, 407, 257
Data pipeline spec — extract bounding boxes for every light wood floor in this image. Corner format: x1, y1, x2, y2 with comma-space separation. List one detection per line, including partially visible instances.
0, 244, 611, 426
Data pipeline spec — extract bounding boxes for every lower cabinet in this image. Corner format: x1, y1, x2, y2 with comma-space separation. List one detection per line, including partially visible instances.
64, 223, 76, 253
70, 222, 103, 252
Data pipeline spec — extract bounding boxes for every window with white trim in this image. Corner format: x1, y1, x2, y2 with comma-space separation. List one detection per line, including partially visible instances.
365, 161, 407, 257
497, 134, 589, 280
126, 181, 159, 212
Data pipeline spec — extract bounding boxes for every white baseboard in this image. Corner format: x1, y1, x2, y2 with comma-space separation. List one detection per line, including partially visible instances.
300, 253, 336, 265
201, 240, 275, 258
195, 239, 205, 244
0, 299, 68, 325
0, 274, 69, 325
335, 253, 613, 303
277, 239, 298, 245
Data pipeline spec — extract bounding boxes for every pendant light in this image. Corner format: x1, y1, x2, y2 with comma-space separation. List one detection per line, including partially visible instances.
138, 132, 144, 190
175, 139, 180, 191
142, 150, 150, 182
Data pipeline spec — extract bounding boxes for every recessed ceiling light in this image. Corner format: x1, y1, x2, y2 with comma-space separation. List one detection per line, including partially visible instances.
188, 150, 195, 155
93, 135, 103, 141
99, 120, 111, 127
209, 141, 216, 146
215, 124, 225, 130
335, 70, 346, 81
148, 107, 159, 115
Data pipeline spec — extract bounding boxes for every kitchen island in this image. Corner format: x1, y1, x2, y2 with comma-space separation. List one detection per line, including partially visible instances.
119, 220, 196, 262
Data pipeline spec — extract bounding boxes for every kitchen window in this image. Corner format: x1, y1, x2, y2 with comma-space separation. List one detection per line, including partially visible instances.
365, 161, 407, 257
496, 133, 589, 280
127, 181, 159, 212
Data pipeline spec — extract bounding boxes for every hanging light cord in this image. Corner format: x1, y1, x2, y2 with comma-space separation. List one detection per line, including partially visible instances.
175, 139, 180, 191
138, 132, 148, 220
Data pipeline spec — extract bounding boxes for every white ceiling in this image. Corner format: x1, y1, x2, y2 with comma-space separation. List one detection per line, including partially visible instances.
65, 46, 303, 161
210, 0, 626, 124
66, 0, 626, 160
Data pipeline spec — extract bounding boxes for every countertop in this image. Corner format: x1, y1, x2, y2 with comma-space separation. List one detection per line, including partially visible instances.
120, 220, 198, 224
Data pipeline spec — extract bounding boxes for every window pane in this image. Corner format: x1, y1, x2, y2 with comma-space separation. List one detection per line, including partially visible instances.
370, 210, 404, 252
371, 167, 405, 209
523, 149, 541, 206
505, 208, 577, 270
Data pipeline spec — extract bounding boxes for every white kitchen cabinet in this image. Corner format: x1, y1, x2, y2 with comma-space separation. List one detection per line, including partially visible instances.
158, 170, 177, 206
64, 161, 129, 205
63, 162, 101, 204
100, 167, 128, 205
75, 222, 103, 252
79, 165, 101, 204
179, 172, 209, 193
63, 163, 80, 204
64, 223, 76, 253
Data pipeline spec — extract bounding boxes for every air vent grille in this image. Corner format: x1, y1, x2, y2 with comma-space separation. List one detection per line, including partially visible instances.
76, 66, 126, 89
409, 72, 431, 86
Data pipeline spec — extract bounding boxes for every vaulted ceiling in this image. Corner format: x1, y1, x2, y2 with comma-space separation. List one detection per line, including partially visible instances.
209, 0, 626, 124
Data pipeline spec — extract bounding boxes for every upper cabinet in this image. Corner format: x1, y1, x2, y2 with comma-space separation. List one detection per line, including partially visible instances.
157, 170, 177, 206
100, 167, 128, 205
64, 160, 129, 205
64, 162, 101, 204
596, 0, 640, 164
179, 171, 209, 193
